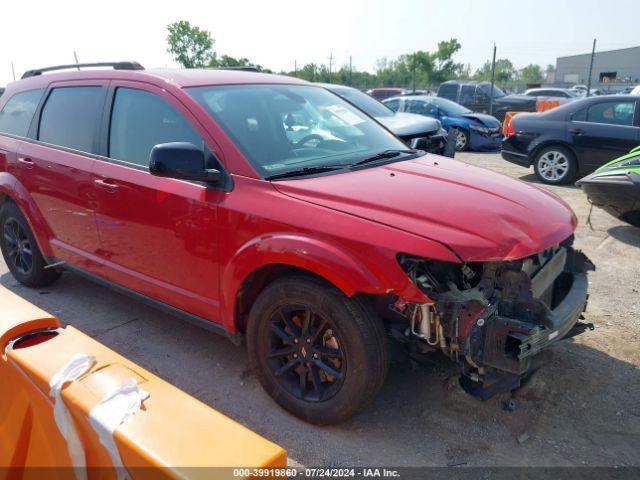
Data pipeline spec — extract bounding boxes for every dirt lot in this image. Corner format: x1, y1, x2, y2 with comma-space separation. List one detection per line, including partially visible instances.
1, 152, 638, 468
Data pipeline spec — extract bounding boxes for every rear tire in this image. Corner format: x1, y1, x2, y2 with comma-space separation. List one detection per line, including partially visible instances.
533, 145, 577, 185
247, 275, 389, 425
0, 201, 60, 287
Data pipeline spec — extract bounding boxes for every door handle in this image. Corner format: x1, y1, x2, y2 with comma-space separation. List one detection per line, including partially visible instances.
17, 157, 35, 169
569, 128, 584, 135
94, 178, 119, 192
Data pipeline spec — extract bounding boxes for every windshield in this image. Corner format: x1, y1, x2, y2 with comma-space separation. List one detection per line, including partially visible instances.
425, 97, 472, 116
329, 86, 395, 118
187, 84, 409, 178
480, 84, 506, 98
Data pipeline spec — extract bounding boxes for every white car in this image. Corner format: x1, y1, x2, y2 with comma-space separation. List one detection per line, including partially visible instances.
631, 85, 640, 95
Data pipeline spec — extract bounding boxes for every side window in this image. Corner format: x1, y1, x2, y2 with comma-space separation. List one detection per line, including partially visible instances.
39, 87, 104, 153
407, 100, 437, 117
109, 88, 203, 167
384, 98, 400, 112
438, 84, 458, 101
384, 99, 400, 112
586, 101, 635, 126
572, 109, 586, 122
405, 100, 423, 114
460, 85, 476, 104
0, 89, 44, 137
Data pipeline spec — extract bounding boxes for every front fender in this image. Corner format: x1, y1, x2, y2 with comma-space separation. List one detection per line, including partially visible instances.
0, 173, 54, 257
220, 232, 428, 331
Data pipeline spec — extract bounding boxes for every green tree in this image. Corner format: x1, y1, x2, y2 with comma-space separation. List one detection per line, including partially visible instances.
166, 20, 215, 68
521, 64, 544, 84
474, 58, 516, 83
431, 39, 463, 83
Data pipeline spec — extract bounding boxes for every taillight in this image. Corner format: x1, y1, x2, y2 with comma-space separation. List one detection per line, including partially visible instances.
505, 121, 515, 136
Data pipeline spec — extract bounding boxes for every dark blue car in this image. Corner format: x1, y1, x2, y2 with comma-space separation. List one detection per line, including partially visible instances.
383, 95, 502, 152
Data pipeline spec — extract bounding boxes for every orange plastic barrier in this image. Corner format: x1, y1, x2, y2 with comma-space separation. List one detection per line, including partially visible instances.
535, 97, 569, 113
0, 287, 287, 479
502, 111, 523, 135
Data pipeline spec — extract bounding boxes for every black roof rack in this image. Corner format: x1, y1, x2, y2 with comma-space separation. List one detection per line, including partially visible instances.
21, 61, 144, 79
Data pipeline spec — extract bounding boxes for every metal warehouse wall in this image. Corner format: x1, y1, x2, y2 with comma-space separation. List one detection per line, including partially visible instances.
555, 46, 640, 84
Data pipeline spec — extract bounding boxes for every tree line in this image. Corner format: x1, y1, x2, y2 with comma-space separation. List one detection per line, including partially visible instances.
167, 21, 554, 88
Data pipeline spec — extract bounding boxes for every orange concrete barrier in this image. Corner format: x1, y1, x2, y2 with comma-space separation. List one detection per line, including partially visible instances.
0, 287, 287, 479
502, 111, 523, 135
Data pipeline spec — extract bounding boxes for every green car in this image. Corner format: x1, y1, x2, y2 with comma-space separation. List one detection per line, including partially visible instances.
576, 147, 640, 227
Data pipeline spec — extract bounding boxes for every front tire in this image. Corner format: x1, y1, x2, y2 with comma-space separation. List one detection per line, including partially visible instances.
0, 201, 60, 287
533, 146, 577, 185
247, 275, 389, 425
452, 127, 469, 151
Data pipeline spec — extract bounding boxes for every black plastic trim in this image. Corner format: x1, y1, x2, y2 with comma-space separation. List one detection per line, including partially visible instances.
61, 263, 242, 346
22, 62, 144, 79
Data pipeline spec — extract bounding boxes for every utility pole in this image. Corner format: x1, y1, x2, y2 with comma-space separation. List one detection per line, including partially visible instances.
349, 56, 352, 86
586, 39, 596, 97
328, 52, 333, 83
11, 61, 16, 81
412, 54, 416, 93
489, 43, 497, 116
294, 60, 297, 77
73, 51, 80, 70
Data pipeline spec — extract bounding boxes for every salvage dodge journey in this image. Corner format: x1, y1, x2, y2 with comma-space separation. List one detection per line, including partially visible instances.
0, 63, 595, 424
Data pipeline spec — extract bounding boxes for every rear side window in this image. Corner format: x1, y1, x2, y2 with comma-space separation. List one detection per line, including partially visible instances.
0, 89, 44, 137
572, 109, 586, 122
438, 84, 459, 101
39, 87, 104, 153
586, 101, 635, 126
109, 88, 203, 167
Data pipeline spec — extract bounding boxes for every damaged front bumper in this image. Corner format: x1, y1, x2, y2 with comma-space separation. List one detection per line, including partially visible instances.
394, 239, 595, 400
480, 249, 593, 376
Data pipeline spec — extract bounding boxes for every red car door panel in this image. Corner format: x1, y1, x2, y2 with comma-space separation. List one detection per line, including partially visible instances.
92, 83, 223, 321
14, 82, 106, 274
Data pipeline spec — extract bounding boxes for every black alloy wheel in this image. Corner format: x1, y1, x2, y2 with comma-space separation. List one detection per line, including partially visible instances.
0, 201, 61, 287
267, 304, 345, 402
3, 218, 33, 275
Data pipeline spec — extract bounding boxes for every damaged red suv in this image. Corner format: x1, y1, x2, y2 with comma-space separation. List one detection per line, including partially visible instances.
0, 63, 594, 424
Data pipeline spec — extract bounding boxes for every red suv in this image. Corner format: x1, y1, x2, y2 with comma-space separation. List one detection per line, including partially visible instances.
0, 63, 594, 424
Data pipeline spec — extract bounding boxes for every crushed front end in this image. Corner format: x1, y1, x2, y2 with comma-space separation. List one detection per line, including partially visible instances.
391, 235, 595, 400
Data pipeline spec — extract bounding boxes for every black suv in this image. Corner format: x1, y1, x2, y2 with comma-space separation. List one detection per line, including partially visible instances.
438, 81, 537, 122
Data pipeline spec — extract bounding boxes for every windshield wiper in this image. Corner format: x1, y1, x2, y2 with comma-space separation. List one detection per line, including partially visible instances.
265, 165, 348, 181
350, 149, 416, 168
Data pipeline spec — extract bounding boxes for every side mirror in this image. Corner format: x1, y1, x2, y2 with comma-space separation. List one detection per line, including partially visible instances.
149, 142, 222, 183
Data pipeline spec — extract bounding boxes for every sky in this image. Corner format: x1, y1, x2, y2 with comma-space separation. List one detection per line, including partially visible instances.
1, 0, 639, 86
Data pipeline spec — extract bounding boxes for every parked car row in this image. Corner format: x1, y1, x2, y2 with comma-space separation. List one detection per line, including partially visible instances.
323, 84, 448, 154
382, 95, 502, 151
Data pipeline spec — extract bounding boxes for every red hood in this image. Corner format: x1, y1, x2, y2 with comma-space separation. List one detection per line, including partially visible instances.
272, 156, 577, 262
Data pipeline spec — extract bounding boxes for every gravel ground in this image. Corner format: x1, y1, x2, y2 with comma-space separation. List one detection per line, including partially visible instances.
1, 151, 638, 468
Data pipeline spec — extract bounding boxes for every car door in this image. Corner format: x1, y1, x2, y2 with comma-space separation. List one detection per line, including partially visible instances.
91, 82, 225, 321
16, 82, 106, 274
569, 99, 640, 171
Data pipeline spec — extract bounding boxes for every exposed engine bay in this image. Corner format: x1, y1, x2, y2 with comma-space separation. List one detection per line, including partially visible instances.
388, 235, 595, 400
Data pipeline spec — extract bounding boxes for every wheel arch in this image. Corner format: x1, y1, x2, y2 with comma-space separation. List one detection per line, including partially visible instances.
220, 233, 390, 333
530, 140, 578, 168
0, 173, 54, 258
